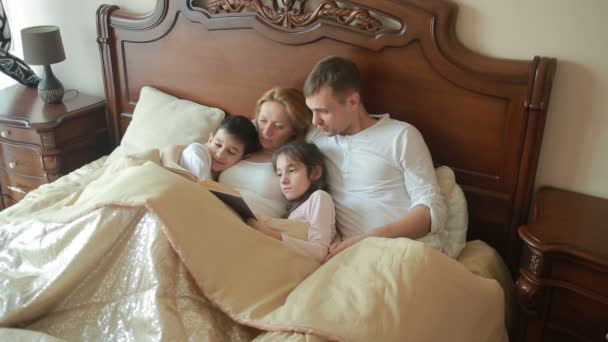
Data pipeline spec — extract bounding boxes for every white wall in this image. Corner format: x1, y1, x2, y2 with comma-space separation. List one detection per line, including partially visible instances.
0, 0, 154, 92
1, 0, 606, 199
453, 0, 608, 199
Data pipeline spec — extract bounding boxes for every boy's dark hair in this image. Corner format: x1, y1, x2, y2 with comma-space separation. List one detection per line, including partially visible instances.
303, 55, 363, 103
272, 140, 329, 214
214, 115, 261, 155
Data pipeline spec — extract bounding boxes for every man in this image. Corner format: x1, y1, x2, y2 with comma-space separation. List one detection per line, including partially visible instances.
304, 56, 447, 261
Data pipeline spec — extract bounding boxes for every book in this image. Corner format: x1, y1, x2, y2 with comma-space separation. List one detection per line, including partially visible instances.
199, 179, 256, 221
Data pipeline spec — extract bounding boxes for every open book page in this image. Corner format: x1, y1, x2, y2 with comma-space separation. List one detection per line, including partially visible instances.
164, 166, 198, 182
199, 179, 240, 196
199, 180, 256, 221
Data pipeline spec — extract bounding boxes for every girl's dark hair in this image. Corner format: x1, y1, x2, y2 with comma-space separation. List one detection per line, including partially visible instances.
214, 115, 261, 155
272, 141, 329, 214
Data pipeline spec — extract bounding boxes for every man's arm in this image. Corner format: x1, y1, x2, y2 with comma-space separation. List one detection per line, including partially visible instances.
326, 205, 430, 259
325, 125, 446, 262
366, 205, 431, 239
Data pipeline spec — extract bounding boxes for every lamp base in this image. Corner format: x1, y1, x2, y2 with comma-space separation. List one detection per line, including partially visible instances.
39, 87, 65, 104
38, 65, 64, 104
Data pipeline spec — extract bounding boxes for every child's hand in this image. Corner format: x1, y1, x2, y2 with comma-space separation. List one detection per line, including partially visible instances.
323, 235, 366, 263
329, 234, 343, 253
246, 218, 282, 241
246, 218, 262, 230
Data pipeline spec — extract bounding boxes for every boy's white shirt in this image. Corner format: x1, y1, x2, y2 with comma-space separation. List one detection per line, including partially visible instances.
179, 143, 213, 181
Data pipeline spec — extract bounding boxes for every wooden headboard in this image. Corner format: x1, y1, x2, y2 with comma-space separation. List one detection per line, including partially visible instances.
96, 0, 556, 273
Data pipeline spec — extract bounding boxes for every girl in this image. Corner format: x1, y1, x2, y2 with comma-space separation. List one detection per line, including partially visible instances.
247, 140, 336, 262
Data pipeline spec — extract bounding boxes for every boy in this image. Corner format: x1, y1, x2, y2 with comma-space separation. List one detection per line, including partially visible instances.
162, 115, 260, 180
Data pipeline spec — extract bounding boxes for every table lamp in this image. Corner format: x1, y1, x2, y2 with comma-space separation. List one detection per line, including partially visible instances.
21, 26, 66, 104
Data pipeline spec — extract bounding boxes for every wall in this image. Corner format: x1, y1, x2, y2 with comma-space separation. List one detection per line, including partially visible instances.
1, 0, 606, 199
0, 0, 153, 91
453, 0, 608, 199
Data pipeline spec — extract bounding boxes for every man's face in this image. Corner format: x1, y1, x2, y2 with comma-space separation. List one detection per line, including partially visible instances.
305, 85, 358, 136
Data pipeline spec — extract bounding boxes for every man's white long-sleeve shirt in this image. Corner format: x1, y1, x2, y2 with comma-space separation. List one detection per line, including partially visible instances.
308, 114, 447, 250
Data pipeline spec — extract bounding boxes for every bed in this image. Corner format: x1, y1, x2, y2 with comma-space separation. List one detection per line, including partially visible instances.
97, 0, 555, 274
0, 0, 555, 340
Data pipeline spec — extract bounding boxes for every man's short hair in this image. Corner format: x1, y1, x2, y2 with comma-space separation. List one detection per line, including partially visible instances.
214, 115, 261, 155
303, 56, 363, 103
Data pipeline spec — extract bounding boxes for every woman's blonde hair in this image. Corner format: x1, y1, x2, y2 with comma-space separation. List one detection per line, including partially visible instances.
254, 87, 312, 140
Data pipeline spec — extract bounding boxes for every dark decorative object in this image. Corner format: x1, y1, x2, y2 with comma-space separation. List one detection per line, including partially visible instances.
203, 0, 383, 32
0, 0, 40, 87
21, 25, 66, 104
0, 50, 40, 86
0, 1, 9, 51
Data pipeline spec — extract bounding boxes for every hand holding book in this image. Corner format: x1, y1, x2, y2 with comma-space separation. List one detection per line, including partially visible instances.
199, 180, 256, 221
246, 217, 283, 240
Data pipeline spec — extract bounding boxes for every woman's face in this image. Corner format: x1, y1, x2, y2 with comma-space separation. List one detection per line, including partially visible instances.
257, 101, 296, 152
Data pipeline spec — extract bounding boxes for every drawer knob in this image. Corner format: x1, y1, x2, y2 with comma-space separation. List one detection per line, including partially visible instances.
7, 185, 27, 194
0, 129, 9, 138
8, 161, 17, 169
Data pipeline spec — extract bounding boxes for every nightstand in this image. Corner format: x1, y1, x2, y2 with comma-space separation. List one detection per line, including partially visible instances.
516, 187, 608, 341
0, 83, 110, 209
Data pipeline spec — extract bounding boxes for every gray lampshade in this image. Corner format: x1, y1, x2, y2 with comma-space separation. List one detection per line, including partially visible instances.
21, 26, 66, 66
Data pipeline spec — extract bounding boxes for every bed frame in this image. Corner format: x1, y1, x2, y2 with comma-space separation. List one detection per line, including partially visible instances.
96, 0, 556, 274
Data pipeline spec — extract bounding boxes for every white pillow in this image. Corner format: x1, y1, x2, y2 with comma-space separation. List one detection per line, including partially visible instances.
114, 86, 225, 156
435, 166, 468, 258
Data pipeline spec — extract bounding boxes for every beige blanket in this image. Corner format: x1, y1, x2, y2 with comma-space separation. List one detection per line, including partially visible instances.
0, 153, 507, 341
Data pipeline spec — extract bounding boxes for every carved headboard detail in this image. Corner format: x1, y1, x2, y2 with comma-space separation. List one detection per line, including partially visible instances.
196, 0, 390, 33
97, 0, 556, 273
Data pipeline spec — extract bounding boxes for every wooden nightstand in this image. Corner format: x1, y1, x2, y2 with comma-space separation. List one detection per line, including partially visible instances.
516, 187, 608, 341
0, 83, 110, 209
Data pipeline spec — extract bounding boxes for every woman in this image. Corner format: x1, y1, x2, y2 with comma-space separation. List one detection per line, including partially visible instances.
219, 87, 311, 218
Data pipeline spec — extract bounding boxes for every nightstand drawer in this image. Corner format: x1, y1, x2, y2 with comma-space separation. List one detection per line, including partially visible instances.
0, 84, 109, 210
0, 123, 41, 145
517, 188, 608, 342
546, 287, 608, 341
0, 142, 45, 177
0, 169, 46, 201
551, 256, 608, 298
